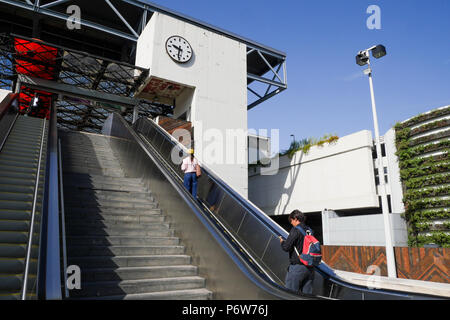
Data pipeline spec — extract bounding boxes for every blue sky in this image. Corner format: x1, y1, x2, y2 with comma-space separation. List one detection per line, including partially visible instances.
150, 0, 450, 151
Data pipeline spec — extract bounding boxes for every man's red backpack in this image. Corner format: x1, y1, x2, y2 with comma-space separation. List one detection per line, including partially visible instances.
294, 226, 322, 267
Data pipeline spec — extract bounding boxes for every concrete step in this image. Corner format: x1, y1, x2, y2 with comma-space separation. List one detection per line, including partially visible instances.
64, 189, 153, 202
64, 200, 158, 210
80, 265, 198, 282
62, 166, 125, 177
89, 288, 212, 300
70, 276, 206, 298
62, 148, 118, 158
66, 220, 170, 231
67, 245, 185, 257
64, 191, 154, 204
64, 206, 162, 216
66, 236, 180, 246
66, 226, 174, 237
62, 173, 143, 185
65, 213, 165, 223
62, 160, 123, 171
68, 255, 191, 268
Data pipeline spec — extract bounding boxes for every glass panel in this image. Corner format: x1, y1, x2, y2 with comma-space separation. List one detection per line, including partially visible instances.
217, 194, 246, 233
236, 212, 272, 258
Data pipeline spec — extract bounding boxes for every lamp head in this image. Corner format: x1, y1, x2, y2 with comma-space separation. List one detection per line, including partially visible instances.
372, 45, 387, 59
356, 51, 369, 66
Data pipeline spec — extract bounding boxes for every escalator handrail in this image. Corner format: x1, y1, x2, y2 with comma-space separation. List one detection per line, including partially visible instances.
137, 118, 340, 280
112, 113, 316, 300
21, 117, 47, 300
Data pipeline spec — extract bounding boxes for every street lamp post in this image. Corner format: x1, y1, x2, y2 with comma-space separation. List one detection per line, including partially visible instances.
356, 45, 397, 278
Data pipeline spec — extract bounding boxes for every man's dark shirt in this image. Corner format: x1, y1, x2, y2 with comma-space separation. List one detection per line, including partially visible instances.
281, 224, 309, 265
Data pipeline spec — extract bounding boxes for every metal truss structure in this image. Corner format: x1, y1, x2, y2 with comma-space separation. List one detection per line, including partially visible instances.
0, 34, 179, 132
0, 0, 287, 112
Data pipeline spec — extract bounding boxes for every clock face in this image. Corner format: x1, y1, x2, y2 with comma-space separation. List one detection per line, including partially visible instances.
166, 36, 193, 63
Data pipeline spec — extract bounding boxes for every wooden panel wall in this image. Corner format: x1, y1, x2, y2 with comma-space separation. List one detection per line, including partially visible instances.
322, 246, 449, 283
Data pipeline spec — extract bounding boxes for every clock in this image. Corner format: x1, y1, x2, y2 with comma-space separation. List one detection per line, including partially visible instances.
165, 36, 193, 63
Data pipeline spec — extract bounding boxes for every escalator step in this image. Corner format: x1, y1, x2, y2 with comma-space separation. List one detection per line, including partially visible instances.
0, 193, 33, 202
0, 231, 38, 244
0, 220, 30, 232
0, 244, 28, 258
0, 210, 32, 221
0, 200, 34, 211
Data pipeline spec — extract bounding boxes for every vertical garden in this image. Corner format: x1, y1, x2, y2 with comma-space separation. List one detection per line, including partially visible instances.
394, 106, 450, 247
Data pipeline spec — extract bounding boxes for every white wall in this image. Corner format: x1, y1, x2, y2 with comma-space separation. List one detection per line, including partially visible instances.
136, 12, 248, 197
248, 130, 379, 215
322, 210, 408, 246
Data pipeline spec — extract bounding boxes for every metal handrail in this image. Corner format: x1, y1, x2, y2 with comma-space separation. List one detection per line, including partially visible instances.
21, 117, 47, 300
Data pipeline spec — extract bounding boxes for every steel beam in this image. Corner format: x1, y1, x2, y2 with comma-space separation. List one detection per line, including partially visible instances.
18, 74, 138, 108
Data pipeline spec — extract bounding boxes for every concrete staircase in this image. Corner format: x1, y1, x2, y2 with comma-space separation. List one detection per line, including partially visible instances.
60, 130, 212, 300
0, 115, 47, 300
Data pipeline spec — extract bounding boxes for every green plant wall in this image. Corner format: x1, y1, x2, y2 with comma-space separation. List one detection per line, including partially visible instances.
394, 106, 450, 247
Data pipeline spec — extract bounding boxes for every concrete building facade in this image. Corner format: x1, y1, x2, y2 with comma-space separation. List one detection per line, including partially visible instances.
248, 129, 409, 246
135, 12, 249, 197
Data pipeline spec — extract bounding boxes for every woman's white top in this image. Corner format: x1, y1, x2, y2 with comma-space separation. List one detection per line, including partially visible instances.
181, 156, 198, 173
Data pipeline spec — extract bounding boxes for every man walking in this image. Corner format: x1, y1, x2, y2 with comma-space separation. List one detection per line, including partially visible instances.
279, 209, 315, 295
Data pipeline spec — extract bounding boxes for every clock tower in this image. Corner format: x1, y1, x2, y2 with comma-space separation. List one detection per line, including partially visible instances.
135, 12, 249, 197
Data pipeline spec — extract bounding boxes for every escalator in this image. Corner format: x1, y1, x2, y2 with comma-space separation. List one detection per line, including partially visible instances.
0, 110, 47, 299
0, 94, 62, 300
103, 113, 446, 300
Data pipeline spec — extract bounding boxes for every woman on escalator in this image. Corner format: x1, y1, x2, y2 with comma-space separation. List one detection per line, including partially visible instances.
181, 149, 201, 198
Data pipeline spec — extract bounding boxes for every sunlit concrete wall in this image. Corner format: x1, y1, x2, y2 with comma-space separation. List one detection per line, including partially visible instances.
136, 12, 248, 197
248, 130, 379, 215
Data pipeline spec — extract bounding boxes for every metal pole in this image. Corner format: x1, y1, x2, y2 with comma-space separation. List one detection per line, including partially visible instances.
366, 60, 397, 278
